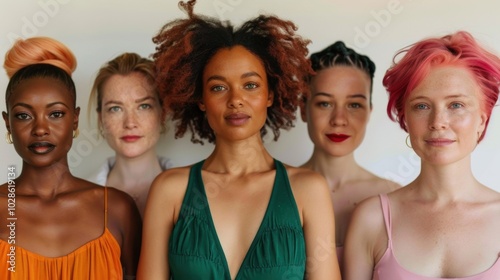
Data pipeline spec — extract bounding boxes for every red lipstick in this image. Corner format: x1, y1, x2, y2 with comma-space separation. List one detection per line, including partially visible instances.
326, 133, 350, 143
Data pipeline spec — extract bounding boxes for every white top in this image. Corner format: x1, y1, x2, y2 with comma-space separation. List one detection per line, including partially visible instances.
87, 156, 173, 186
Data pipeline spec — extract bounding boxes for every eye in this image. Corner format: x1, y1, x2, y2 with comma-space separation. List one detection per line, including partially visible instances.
49, 111, 65, 118
414, 103, 429, 110
108, 106, 121, 113
15, 113, 31, 120
316, 101, 331, 108
450, 102, 463, 109
139, 104, 152, 110
244, 82, 258, 90
348, 103, 362, 109
211, 85, 226, 92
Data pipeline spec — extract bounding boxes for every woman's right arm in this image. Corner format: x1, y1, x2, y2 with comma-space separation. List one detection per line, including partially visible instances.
344, 196, 384, 280
137, 169, 188, 280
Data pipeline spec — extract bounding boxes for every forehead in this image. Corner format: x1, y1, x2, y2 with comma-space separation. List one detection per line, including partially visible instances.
310, 66, 371, 98
101, 72, 156, 101
8, 77, 73, 106
312, 66, 370, 86
410, 66, 481, 98
203, 45, 266, 77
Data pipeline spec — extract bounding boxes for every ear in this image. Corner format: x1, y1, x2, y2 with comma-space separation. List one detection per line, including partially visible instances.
299, 96, 307, 122
2, 111, 10, 133
267, 91, 274, 107
73, 107, 80, 131
478, 111, 488, 138
198, 101, 206, 112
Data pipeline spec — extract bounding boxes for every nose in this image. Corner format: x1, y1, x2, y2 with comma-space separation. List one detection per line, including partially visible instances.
123, 110, 138, 129
429, 108, 448, 130
227, 88, 243, 109
330, 107, 348, 126
32, 116, 49, 137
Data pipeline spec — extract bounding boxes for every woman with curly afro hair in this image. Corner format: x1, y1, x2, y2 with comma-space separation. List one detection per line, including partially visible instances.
137, 1, 340, 279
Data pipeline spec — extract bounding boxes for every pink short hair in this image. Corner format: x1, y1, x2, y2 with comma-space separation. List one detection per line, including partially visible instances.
383, 31, 500, 141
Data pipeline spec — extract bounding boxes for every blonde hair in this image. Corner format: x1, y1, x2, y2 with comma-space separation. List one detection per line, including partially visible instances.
88, 52, 161, 134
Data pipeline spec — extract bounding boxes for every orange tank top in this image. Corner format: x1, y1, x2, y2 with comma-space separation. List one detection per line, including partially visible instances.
0, 187, 122, 280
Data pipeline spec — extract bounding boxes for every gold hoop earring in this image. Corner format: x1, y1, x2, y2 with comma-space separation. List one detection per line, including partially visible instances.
405, 135, 412, 148
6, 132, 13, 144
73, 128, 79, 139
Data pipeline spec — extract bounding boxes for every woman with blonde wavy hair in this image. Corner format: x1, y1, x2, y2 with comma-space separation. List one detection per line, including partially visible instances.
88, 52, 172, 217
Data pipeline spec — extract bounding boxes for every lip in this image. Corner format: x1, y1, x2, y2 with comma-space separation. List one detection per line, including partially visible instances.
326, 133, 351, 143
425, 138, 456, 146
225, 113, 250, 126
28, 142, 55, 154
121, 135, 142, 142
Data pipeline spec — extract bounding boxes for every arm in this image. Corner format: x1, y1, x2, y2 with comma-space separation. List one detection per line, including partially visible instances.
344, 196, 384, 280
137, 169, 188, 280
291, 170, 341, 280
107, 188, 143, 278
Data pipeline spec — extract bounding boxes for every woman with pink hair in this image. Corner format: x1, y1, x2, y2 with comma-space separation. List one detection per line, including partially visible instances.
345, 31, 500, 279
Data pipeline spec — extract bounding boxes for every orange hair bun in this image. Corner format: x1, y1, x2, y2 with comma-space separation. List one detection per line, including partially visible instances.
4, 36, 77, 78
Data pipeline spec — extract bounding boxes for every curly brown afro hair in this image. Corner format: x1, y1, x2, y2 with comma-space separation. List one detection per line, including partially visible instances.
153, 0, 313, 144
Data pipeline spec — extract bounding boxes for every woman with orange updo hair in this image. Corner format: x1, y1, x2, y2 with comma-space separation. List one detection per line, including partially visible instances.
0, 37, 141, 280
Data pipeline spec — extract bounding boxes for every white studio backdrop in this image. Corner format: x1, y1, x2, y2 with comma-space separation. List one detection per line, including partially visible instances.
1, 0, 499, 191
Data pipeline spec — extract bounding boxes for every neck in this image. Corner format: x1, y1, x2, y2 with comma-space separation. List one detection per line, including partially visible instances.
205, 135, 274, 175
16, 159, 75, 199
302, 148, 366, 189
108, 149, 162, 187
411, 155, 480, 201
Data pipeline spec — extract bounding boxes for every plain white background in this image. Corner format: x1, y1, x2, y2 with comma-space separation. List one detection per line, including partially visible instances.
1, 0, 499, 191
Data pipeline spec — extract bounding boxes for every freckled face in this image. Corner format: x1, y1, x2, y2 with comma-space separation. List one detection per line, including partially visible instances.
303, 66, 371, 157
2, 77, 79, 167
199, 46, 273, 142
405, 66, 487, 165
99, 73, 162, 159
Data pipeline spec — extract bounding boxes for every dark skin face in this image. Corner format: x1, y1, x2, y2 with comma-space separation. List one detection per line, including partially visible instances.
2, 77, 80, 169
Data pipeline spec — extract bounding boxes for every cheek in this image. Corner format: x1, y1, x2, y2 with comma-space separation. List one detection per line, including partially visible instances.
101, 117, 121, 137
309, 110, 330, 128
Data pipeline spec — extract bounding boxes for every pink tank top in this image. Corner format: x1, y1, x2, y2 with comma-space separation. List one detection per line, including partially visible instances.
373, 194, 500, 280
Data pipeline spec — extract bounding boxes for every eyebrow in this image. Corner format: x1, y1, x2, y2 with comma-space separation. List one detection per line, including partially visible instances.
409, 94, 471, 102
206, 71, 263, 83
312, 92, 367, 99
12, 101, 70, 110
103, 96, 156, 106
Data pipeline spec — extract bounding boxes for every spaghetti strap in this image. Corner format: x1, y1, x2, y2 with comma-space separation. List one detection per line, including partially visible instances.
104, 187, 108, 228
379, 194, 392, 242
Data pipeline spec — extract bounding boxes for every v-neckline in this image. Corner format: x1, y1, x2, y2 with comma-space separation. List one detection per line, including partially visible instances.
198, 159, 279, 280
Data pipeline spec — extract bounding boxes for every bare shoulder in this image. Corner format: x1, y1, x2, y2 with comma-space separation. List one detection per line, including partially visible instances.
283, 165, 330, 205
284, 164, 327, 190
364, 169, 401, 193
148, 166, 192, 201
351, 195, 384, 227
378, 177, 402, 192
